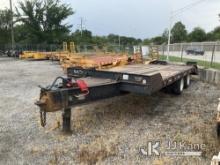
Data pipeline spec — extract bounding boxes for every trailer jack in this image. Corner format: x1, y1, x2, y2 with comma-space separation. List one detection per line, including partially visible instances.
62, 108, 71, 132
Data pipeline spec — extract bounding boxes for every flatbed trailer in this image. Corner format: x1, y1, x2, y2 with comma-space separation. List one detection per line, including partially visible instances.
35, 61, 198, 132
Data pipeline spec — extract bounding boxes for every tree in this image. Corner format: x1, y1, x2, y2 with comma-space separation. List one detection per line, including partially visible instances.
151, 36, 164, 45
14, 24, 30, 43
107, 34, 120, 44
212, 26, 220, 40
92, 36, 108, 47
16, 0, 74, 43
70, 29, 93, 45
188, 27, 206, 42
142, 39, 150, 45
206, 32, 214, 41
0, 9, 12, 44
171, 21, 187, 43
162, 29, 169, 44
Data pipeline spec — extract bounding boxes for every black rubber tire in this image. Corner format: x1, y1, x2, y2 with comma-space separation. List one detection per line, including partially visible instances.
171, 78, 184, 95
217, 122, 220, 138
184, 75, 191, 89
163, 85, 172, 94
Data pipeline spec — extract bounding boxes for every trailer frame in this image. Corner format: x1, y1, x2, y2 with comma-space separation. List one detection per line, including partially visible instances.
35, 61, 198, 132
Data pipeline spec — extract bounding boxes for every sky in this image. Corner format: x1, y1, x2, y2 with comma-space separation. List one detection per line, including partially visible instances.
0, 0, 219, 39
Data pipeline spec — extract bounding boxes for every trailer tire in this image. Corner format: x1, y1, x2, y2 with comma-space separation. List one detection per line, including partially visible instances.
172, 78, 184, 95
217, 122, 220, 138
184, 75, 191, 89
163, 85, 172, 93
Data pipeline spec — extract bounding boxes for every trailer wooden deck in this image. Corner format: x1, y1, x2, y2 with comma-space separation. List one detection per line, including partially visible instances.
103, 64, 194, 81
76, 64, 192, 87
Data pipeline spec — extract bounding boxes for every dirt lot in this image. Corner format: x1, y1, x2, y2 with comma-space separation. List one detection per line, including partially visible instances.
0, 57, 220, 165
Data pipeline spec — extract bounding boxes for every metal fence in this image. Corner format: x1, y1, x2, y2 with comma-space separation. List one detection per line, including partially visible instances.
158, 42, 220, 69
75, 44, 134, 54
0, 44, 63, 52
0, 43, 135, 54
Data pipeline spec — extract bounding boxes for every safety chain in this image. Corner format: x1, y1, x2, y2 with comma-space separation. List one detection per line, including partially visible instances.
40, 109, 46, 127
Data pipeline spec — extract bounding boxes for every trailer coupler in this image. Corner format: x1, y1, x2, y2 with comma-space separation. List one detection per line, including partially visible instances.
35, 77, 89, 128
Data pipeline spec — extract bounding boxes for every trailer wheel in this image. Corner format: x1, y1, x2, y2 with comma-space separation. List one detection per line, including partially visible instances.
172, 78, 184, 95
184, 75, 191, 89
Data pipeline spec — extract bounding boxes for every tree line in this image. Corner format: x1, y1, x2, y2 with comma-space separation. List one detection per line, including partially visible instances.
0, 0, 219, 47
0, 0, 142, 47
144, 21, 220, 45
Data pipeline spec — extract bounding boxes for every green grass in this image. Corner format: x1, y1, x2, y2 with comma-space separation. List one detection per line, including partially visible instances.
160, 55, 220, 70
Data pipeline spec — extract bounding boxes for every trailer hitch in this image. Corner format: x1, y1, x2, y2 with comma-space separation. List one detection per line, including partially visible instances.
35, 77, 89, 127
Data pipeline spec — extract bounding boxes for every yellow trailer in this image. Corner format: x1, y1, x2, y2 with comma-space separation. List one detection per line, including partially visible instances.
19, 51, 48, 60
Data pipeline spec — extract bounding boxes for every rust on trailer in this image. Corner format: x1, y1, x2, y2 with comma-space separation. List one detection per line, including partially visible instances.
35, 90, 68, 112
35, 77, 117, 113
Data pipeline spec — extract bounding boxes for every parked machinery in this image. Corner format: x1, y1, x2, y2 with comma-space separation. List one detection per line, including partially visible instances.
19, 51, 49, 60
17, 42, 144, 71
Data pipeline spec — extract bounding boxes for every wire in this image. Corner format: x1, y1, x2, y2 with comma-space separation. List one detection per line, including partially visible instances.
172, 0, 208, 17
48, 77, 66, 90
38, 77, 66, 91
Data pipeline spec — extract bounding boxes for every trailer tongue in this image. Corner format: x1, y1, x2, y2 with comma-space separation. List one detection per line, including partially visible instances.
35, 61, 198, 132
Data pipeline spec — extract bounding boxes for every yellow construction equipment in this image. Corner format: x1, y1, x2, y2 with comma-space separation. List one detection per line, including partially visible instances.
63, 42, 68, 52
19, 42, 71, 60
69, 42, 76, 53
58, 51, 142, 72
18, 42, 145, 72
19, 51, 48, 60
149, 45, 160, 60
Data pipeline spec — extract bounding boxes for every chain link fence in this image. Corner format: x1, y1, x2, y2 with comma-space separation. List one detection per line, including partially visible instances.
0, 43, 135, 54
2, 42, 220, 70
75, 44, 134, 54
1, 44, 63, 52
158, 42, 220, 69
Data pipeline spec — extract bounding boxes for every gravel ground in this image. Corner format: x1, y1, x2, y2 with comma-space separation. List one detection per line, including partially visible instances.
0, 57, 220, 165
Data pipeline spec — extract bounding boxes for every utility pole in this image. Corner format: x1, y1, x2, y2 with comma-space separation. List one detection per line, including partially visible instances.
118, 36, 121, 49
80, 17, 83, 37
167, 13, 172, 61
9, 0, 15, 50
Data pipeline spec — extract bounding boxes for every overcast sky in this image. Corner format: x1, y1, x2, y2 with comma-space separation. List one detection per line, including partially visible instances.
0, 0, 219, 39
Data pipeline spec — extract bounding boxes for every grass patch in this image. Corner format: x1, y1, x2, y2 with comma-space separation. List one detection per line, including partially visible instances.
160, 55, 220, 70
78, 136, 118, 164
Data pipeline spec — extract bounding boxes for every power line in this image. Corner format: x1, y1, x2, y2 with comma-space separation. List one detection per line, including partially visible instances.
80, 17, 83, 36
167, 0, 208, 61
9, 0, 14, 50
172, 0, 208, 17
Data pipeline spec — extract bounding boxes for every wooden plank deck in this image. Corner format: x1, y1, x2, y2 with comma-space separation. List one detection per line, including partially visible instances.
103, 64, 193, 80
